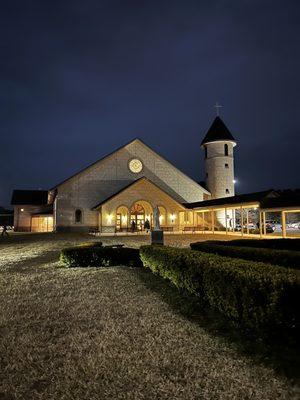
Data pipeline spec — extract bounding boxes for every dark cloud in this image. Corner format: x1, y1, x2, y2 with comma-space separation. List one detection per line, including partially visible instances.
1, 0, 299, 206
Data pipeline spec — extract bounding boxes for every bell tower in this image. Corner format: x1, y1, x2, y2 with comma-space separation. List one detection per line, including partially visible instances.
201, 116, 237, 199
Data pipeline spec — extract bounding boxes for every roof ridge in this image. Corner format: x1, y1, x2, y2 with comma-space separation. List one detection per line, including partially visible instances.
50, 137, 142, 190
50, 137, 209, 194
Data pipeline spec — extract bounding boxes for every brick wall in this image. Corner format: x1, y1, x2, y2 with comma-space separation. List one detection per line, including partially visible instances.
55, 139, 209, 231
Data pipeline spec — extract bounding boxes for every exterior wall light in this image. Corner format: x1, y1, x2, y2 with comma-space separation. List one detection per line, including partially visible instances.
20, 208, 24, 212
233, 179, 237, 184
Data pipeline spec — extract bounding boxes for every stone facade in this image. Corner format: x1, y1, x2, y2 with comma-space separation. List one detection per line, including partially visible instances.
204, 140, 236, 227
53, 139, 210, 232
98, 178, 186, 233
205, 140, 236, 199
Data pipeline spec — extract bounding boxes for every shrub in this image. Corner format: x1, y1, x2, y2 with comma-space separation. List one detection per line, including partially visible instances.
217, 238, 300, 251
140, 245, 300, 333
60, 245, 142, 268
190, 242, 300, 270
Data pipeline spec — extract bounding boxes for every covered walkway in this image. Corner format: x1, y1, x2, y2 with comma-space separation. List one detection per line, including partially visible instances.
185, 190, 300, 239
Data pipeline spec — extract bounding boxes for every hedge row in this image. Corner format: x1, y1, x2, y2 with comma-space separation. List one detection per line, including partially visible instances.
217, 238, 300, 251
60, 245, 142, 268
190, 242, 300, 270
140, 245, 300, 333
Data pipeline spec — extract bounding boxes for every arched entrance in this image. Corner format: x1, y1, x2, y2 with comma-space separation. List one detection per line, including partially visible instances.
116, 205, 129, 231
130, 201, 153, 231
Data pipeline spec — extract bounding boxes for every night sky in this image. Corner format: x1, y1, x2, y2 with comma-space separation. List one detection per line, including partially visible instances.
1, 0, 300, 208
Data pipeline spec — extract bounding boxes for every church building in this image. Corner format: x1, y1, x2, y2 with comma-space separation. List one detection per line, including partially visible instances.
12, 116, 238, 233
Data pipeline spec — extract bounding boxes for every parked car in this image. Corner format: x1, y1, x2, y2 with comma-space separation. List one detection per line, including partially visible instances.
287, 222, 300, 230
0, 225, 13, 231
243, 223, 256, 229
266, 220, 279, 225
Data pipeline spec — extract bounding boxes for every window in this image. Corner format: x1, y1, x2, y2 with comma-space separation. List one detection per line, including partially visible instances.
206, 172, 208, 178
225, 163, 229, 168
226, 189, 230, 194
128, 159, 143, 173
224, 143, 228, 156
75, 209, 82, 223
205, 147, 208, 158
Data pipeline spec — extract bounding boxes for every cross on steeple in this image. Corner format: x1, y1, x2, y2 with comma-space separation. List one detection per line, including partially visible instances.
214, 102, 223, 116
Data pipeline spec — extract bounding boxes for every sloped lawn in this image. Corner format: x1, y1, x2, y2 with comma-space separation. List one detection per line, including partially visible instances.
0, 234, 298, 399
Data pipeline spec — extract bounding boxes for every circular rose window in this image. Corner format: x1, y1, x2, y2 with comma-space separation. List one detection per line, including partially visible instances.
129, 159, 143, 173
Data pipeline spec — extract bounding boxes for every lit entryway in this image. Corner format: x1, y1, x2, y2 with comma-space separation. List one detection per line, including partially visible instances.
31, 215, 53, 232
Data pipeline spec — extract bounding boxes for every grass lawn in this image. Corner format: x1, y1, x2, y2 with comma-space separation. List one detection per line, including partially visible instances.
0, 233, 298, 399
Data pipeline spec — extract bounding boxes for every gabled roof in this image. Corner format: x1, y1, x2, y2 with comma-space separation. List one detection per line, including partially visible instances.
260, 189, 300, 209
50, 137, 139, 190
51, 137, 210, 195
92, 177, 186, 210
11, 190, 49, 205
185, 189, 277, 209
201, 116, 236, 146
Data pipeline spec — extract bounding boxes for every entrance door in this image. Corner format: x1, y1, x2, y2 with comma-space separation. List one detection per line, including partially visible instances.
130, 214, 145, 230
116, 214, 122, 231
130, 203, 145, 231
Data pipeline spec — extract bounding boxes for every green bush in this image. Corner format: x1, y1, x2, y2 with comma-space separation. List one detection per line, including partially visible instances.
217, 238, 300, 251
60, 245, 142, 268
190, 242, 300, 270
140, 245, 300, 333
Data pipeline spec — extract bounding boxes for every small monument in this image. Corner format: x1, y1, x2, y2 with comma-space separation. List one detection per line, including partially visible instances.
151, 206, 164, 245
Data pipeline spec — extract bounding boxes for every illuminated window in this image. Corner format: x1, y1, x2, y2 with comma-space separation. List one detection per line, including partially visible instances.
224, 144, 228, 156
226, 189, 230, 194
225, 163, 229, 168
128, 159, 143, 173
75, 209, 82, 223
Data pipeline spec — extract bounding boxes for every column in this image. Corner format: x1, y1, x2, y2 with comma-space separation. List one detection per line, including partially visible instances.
240, 206, 243, 237
211, 210, 215, 234
246, 209, 249, 235
225, 207, 228, 235
281, 211, 286, 238
259, 211, 262, 238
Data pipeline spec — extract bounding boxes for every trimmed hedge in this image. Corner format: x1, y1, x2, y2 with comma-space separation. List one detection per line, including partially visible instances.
215, 238, 300, 251
60, 245, 142, 268
140, 245, 300, 333
190, 242, 300, 270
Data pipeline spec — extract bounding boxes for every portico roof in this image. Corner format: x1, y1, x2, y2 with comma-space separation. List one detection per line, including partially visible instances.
92, 177, 186, 210
185, 189, 300, 211
185, 190, 278, 210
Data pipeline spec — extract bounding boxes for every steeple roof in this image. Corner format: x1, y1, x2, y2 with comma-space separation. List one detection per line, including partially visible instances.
201, 116, 236, 146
